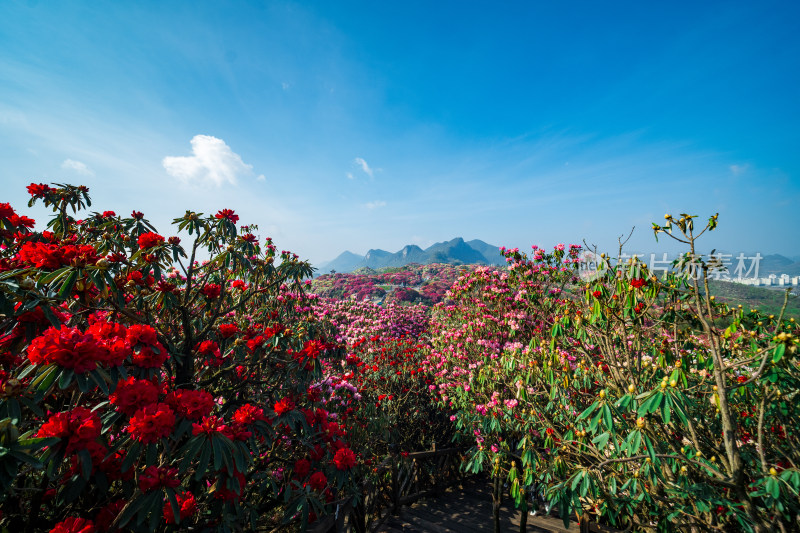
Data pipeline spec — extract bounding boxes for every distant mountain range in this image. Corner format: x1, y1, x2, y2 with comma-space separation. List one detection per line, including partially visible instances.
316, 238, 504, 274
757, 254, 800, 277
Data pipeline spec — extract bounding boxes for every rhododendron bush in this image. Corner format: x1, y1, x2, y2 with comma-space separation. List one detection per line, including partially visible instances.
0, 184, 363, 531
429, 218, 800, 531
312, 298, 454, 460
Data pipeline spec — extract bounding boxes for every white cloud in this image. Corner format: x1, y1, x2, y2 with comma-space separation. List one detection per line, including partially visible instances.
364, 200, 386, 210
354, 157, 374, 178
730, 164, 749, 175
61, 158, 94, 176
346, 172, 355, 180
281, 82, 290, 91
257, 174, 266, 182
163, 135, 255, 187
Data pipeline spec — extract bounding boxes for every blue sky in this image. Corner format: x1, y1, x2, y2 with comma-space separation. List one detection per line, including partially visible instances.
1, 1, 798, 266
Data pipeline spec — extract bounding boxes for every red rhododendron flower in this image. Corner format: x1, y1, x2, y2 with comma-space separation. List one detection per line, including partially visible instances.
333, 447, 356, 470
201, 284, 221, 299
592, 290, 602, 298
50, 517, 96, 533
27, 183, 52, 198
126, 324, 158, 346
309, 471, 327, 491
131, 210, 144, 219
19, 242, 67, 270
137, 232, 165, 249
126, 324, 168, 368
166, 389, 215, 421
27, 325, 106, 373
218, 323, 239, 338
196, 340, 223, 366
10, 214, 35, 229
138, 465, 180, 492
273, 397, 295, 416
163, 491, 197, 524
230, 279, 246, 290
131, 344, 168, 368
0, 202, 15, 219
109, 376, 160, 416
156, 280, 177, 293
294, 459, 310, 478
36, 407, 101, 453
95, 500, 125, 531
85, 320, 131, 367
630, 278, 646, 289
232, 404, 265, 426
215, 209, 239, 224
192, 415, 226, 437
67, 441, 107, 477
127, 403, 175, 444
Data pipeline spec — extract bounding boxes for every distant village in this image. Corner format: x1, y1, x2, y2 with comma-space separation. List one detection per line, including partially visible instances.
728, 273, 800, 288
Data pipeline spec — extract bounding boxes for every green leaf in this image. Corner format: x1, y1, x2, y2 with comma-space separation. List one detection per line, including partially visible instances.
602, 404, 613, 430
577, 401, 599, 421
195, 440, 212, 480
592, 432, 610, 450
772, 344, 786, 363
58, 270, 79, 298
661, 393, 672, 425
58, 369, 75, 390
77, 448, 93, 480
166, 487, 181, 525
630, 430, 642, 455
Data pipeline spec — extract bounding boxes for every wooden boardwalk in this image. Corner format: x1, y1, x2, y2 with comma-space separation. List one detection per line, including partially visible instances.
375, 477, 587, 533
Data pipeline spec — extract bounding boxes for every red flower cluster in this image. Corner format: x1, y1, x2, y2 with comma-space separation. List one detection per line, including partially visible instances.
138, 465, 180, 492
27, 183, 53, 198
218, 323, 239, 338
49, 517, 96, 533
293, 339, 328, 370
192, 415, 226, 437
273, 397, 295, 416
127, 324, 168, 368
201, 284, 221, 299
109, 376, 160, 416
166, 389, 214, 421
309, 471, 327, 491
333, 447, 357, 470
27, 325, 107, 373
85, 319, 131, 367
215, 209, 239, 224
232, 404, 265, 426
94, 500, 125, 531
630, 278, 647, 289
137, 232, 165, 249
127, 403, 175, 443
19, 241, 99, 269
163, 491, 197, 524
36, 407, 101, 453
196, 339, 223, 367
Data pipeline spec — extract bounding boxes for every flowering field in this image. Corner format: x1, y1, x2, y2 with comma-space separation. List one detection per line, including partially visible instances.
1, 184, 798, 532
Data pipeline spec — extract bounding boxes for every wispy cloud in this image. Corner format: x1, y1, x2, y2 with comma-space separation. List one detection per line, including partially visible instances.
163, 135, 254, 187
364, 200, 386, 210
354, 157, 375, 178
730, 164, 749, 175
346, 172, 355, 180
61, 158, 94, 176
